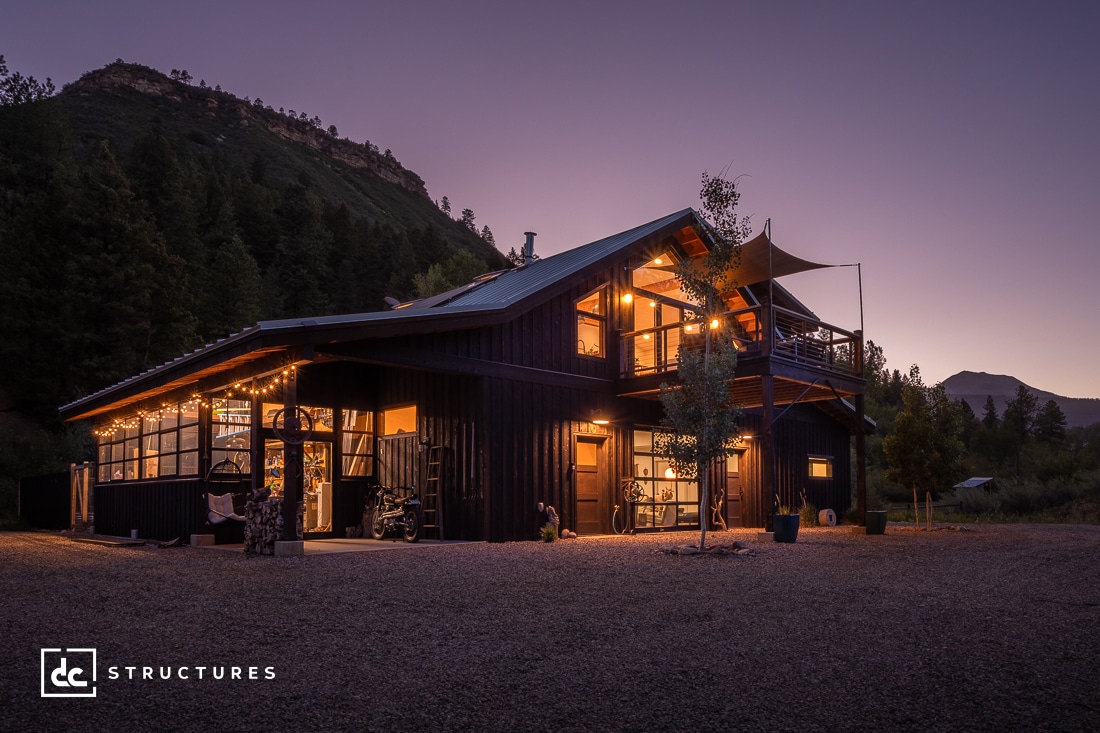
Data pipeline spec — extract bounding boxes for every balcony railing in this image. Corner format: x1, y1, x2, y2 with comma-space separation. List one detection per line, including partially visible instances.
619, 305, 862, 379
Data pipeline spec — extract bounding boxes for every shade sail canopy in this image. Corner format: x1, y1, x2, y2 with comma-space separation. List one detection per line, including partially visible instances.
729, 229, 834, 287
655, 226, 836, 291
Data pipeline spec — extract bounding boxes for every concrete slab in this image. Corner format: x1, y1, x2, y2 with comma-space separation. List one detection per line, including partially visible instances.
274, 540, 304, 557
192, 538, 475, 555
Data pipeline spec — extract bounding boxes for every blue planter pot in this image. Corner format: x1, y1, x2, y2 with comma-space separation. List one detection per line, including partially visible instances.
773, 513, 800, 543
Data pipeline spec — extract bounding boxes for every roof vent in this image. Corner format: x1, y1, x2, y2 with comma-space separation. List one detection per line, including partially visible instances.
523, 231, 537, 265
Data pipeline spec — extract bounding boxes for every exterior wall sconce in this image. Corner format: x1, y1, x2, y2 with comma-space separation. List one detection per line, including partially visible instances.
590, 410, 610, 426
418, 439, 431, 453
621, 293, 633, 304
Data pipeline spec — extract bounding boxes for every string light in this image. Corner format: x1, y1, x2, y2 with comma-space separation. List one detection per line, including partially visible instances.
94, 361, 299, 439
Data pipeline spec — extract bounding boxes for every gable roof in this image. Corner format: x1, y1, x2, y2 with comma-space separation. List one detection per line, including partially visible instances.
59, 208, 700, 421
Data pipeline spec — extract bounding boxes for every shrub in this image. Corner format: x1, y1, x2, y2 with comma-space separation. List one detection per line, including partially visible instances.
800, 500, 817, 528
955, 487, 999, 516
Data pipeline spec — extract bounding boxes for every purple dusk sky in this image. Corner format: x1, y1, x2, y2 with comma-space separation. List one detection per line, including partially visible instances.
4, 1, 1099, 397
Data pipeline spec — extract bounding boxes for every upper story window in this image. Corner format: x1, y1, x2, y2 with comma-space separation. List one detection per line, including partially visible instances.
631, 251, 697, 305
576, 285, 607, 358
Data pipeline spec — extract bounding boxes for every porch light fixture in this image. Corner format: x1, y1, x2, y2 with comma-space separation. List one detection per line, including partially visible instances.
710, 319, 720, 329
684, 324, 694, 333
418, 439, 431, 453
590, 410, 610, 426
622, 293, 633, 304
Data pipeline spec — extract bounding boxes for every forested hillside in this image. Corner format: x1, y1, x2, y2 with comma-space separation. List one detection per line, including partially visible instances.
0, 61, 507, 419
0, 59, 507, 515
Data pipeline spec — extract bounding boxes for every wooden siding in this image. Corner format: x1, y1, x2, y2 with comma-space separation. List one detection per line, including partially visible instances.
734, 405, 853, 527
372, 366, 486, 540
482, 377, 615, 542
93, 478, 250, 542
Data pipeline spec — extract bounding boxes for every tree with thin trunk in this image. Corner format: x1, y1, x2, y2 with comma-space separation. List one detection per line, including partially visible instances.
654, 171, 750, 550
883, 367, 969, 526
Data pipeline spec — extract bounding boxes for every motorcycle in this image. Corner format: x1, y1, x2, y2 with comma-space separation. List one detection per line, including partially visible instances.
369, 485, 421, 543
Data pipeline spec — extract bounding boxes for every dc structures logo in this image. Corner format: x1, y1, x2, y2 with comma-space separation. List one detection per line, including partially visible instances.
41, 648, 97, 698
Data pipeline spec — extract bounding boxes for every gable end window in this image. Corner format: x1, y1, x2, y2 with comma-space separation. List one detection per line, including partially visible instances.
576, 285, 607, 358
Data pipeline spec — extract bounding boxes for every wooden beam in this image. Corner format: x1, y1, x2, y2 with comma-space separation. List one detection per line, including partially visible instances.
318, 344, 615, 392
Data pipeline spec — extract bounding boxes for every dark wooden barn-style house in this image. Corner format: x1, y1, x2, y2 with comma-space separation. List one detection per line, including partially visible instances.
59, 208, 869, 543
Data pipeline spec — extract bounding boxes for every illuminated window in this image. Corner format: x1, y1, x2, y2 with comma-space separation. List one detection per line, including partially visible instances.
341, 409, 375, 476
211, 399, 252, 475
630, 427, 700, 529
808, 456, 833, 478
576, 286, 607, 358
382, 405, 417, 436
95, 400, 202, 482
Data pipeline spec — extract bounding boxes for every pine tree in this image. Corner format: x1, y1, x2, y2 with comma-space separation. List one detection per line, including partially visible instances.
460, 208, 476, 232
981, 395, 999, 429
1034, 400, 1067, 445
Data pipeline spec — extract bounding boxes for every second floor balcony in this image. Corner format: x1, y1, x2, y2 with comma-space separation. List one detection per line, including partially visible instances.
619, 303, 863, 381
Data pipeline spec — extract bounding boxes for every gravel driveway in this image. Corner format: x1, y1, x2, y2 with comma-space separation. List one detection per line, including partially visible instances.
2, 524, 1098, 732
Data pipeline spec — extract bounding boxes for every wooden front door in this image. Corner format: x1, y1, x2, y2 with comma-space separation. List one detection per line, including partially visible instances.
575, 435, 608, 535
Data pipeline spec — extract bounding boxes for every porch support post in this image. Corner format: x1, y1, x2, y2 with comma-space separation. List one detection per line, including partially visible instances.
281, 368, 302, 541
761, 372, 775, 531
855, 392, 867, 526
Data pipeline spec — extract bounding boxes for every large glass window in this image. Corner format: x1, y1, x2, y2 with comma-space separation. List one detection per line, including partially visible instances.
211, 399, 252, 474
576, 286, 607, 358
342, 409, 375, 476
631, 427, 699, 529
95, 400, 201, 482
261, 403, 333, 432
264, 439, 333, 533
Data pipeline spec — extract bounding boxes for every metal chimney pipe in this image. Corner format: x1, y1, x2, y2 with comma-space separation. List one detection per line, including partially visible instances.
523, 232, 536, 265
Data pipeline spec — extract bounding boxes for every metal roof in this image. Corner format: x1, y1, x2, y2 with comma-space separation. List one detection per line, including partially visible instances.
428, 208, 697, 309
60, 208, 700, 420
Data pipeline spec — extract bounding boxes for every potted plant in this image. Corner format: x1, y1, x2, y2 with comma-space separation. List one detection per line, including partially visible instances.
773, 499, 800, 543
865, 509, 888, 535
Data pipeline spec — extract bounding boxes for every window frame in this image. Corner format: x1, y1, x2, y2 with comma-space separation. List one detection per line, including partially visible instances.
808, 455, 834, 479
575, 284, 608, 359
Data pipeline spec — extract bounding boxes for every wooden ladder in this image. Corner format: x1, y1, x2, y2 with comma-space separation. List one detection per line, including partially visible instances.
422, 445, 444, 540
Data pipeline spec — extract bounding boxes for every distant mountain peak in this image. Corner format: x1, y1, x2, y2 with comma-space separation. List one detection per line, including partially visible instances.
943, 371, 1100, 427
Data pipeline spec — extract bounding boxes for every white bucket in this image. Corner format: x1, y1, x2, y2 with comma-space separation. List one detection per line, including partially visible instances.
818, 508, 837, 527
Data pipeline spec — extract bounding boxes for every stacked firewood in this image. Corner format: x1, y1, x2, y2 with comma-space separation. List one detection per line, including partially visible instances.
244, 486, 303, 555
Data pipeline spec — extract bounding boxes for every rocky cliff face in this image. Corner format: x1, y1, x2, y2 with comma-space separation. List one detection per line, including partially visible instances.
63, 63, 429, 198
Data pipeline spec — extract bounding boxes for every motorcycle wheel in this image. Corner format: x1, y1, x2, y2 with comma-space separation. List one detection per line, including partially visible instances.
402, 509, 420, 543
369, 508, 385, 540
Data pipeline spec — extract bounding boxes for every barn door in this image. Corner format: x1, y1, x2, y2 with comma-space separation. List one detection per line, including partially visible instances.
574, 435, 609, 535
